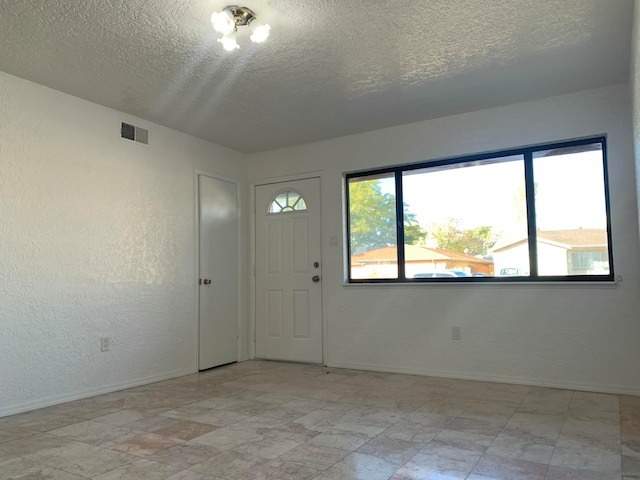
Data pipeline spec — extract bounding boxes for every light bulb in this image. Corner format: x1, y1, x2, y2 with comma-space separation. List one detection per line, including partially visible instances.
249, 21, 271, 43
218, 31, 239, 51
211, 11, 234, 35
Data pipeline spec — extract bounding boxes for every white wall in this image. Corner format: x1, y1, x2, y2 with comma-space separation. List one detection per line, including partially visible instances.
0, 71, 249, 416
248, 84, 640, 395
634, 0, 640, 241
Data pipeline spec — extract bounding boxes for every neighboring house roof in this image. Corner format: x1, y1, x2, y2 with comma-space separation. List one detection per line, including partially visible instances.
491, 229, 608, 253
352, 245, 493, 265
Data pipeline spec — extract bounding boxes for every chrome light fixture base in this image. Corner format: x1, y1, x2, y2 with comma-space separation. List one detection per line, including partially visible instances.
211, 5, 271, 50
224, 6, 256, 27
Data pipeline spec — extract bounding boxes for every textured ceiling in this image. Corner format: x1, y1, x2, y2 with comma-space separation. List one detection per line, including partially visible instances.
0, 1, 633, 153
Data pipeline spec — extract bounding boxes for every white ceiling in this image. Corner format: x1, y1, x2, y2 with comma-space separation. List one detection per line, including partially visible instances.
0, 1, 633, 153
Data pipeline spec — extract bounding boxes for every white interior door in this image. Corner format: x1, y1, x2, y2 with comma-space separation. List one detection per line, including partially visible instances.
255, 177, 322, 363
199, 175, 238, 370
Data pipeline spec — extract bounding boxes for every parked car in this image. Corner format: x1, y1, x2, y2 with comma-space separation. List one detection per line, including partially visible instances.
499, 267, 521, 276
413, 270, 469, 278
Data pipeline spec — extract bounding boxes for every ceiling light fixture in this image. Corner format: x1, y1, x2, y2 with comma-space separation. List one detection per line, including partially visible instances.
211, 6, 271, 51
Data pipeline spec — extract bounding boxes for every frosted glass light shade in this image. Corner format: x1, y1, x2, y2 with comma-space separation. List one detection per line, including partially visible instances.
249, 21, 271, 43
218, 31, 240, 51
211, 11, 235, 35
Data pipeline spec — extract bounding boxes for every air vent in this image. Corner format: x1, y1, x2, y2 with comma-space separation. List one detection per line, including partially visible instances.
121, 122, 149, 145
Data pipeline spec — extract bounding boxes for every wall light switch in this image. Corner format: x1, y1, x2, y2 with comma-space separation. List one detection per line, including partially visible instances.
451, 327, 462, 341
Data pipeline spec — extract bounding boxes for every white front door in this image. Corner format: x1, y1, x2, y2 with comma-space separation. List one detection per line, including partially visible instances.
199, 174, 238, 370
255, 178, 322, 363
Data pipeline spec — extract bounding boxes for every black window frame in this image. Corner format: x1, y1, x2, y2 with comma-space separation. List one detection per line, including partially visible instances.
345, 136, 614, 283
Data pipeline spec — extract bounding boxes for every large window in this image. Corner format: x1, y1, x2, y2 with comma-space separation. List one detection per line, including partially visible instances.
346, 137, 614, 283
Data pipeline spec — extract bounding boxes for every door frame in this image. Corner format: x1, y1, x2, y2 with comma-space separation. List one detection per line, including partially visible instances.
250, 172, 326, 364
194, 170, 243, 370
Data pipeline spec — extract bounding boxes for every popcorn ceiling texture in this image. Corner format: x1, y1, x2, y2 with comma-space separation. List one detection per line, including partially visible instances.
0, 0, 633, 152
0, 71, 246, 416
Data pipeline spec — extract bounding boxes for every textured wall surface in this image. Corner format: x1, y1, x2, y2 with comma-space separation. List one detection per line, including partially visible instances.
0, 71, 248, 416
0, 0, 633, 152
633, 0, 640, 243
248, 84, 640, 395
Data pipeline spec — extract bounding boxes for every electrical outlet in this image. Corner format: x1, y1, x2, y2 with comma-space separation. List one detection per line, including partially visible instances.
101, 336, 110, 352
451, 327, 462, 340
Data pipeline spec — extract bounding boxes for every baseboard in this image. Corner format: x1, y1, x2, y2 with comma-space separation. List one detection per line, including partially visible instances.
0, 367, 196, 418
326, 361, 640, 396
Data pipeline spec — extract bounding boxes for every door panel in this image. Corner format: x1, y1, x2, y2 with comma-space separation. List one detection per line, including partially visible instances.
255, 177, 322, 363
199, 175, 238, 370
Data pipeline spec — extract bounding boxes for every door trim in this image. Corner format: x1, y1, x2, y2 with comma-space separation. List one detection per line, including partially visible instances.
194, 170, 243, 370
250, 172, 325, 364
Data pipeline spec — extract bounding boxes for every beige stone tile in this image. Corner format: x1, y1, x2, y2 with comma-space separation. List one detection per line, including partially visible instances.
308, 429, 371, 451
381, 420, 442, 443
0, 433, 74, 456
557, 420, 621, 450
505, 413, 564, 442
0, 425, 39, 444
3, 361, 637, 480
471, 453, 548, 480
570, 392, 619, 414
190, 450, 265, 478
233, 459, 322, 480
15, 414, 80, 432
92, 409, 150, 426
25, 440, 136, 478
259, 422, 321, 445
546, 464, 622, 479
121, 414, 178, 433
193, 396, 247, 410
111, 432, 181, 457
485, 429, 556, 464
92, 458, 184, 480
190, 426, 264, 450
146, 442, 220, 469
190, 410, 252, 427
152, 420, 218, 441
294, 409, 345, 429
279, 443, 350, 470
313, 452, 399, 480
390, 463, 469, 479
413, 399, 469, 417
518, 389, 573, 417
48, 420, 138, 447
446, 416, 506, 437
165, 471, 222, 480
422, 429, 494, 463
330, 419, 388, 437
404, 411, 455, 429
237, 415, 290, 430
161, 405, 217, 421
622, 439, 640, 477
0, 456, 86, 480
358, 435, 423, 465
550, 445, 621, 474
230, 435, 301, 459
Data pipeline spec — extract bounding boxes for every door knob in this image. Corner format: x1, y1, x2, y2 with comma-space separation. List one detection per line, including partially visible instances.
203, 279, 212, 285
312, 275, 320, 283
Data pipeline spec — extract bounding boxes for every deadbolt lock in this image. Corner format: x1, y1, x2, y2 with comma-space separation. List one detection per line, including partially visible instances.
314, 261, 320, 268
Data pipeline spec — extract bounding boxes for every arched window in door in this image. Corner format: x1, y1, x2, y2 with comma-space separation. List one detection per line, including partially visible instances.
268, 190, 307, 213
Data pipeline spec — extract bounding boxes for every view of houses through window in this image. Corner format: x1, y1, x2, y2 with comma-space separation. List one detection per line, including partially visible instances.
347, 138, 612, 282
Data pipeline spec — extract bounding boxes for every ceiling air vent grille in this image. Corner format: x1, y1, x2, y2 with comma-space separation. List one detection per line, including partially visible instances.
121, 122, 149, 145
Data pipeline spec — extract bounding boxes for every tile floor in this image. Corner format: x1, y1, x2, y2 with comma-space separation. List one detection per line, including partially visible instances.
1, 360, 639, 479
